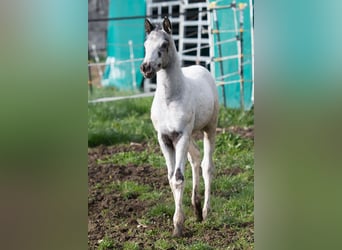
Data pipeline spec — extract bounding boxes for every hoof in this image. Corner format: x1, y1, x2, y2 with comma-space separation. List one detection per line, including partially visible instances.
193, 198, 203, 222
194, 206, 203, 222
202, 208, 210, 220
173, 211, 185, 237
172, 227, 183, 237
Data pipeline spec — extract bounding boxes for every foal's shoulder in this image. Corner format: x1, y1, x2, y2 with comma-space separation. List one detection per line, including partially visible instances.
181, 65, 210, 79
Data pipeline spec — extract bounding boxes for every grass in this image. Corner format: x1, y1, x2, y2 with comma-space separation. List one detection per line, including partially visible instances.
154, 239, 174, 250
123, 241, 140, 250
104, 180, 151, 199
218, 106, 254, 127
148, 203, 174, 218
88, 97, 155, 146
89, 87, 254, 249
97, 236, 114, 250
88, 88, 155, 146
97, 147, 165, 168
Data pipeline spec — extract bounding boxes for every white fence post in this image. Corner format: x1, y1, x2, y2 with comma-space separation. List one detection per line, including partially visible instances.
128, 40, 137, 89
91, 44, 103, 78
249, 0, 254, 103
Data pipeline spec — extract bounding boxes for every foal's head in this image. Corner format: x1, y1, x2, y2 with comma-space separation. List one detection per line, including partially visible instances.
140, 17, 173, 79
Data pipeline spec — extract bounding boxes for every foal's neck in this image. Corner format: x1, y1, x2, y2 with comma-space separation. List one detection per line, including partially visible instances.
156, 44, 184, 102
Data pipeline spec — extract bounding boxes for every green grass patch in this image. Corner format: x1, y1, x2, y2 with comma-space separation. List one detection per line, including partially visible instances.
213, 130, 254, 203
105, 180, 151, 199
184, 242, 215, 250
123, 241, 140, 250
139, 190, 164, 201
88, 97, 155, 146
148, 202, 174, 219
88, 87, 142, 101
97, 148, 165, 168
97, 236, 114, 250
218, 106, 254, 127
154, 239, 174, 250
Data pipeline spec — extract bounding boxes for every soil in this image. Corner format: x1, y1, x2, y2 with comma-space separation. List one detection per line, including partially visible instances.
88, 127, 254, 249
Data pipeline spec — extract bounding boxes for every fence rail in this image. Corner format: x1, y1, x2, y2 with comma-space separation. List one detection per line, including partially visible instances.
88, 0, 254, 109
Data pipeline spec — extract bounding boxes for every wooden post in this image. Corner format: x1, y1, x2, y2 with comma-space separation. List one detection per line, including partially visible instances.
88, 49, 93, 94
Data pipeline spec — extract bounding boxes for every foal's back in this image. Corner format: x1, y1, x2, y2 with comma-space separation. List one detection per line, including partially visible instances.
182, 65, 214, 84
181, 65, 219, 131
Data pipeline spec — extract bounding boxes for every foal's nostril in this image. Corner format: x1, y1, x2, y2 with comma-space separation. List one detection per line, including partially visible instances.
140, 63, 146, 72
140, 62, 152, 73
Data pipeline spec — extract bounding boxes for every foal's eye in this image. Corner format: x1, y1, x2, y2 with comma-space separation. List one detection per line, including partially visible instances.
161, 42, 168, 50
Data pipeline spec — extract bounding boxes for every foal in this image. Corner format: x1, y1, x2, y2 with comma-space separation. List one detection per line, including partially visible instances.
140, 17, 219, 237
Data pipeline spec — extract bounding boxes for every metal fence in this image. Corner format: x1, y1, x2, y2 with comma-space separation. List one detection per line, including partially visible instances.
88, 0, 254, 109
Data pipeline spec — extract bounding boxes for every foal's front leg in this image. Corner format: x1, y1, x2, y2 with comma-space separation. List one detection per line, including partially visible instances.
158, 130, 190, 237
158, 132, 182, 233
157, 133, 175, 183
171, 132, 190, 237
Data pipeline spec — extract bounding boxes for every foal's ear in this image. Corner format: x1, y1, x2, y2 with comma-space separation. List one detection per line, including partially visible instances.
162, 16, 172, 34
145, 19, 154, 34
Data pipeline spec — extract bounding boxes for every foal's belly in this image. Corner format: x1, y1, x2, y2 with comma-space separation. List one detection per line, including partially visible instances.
151, 102, 213, 135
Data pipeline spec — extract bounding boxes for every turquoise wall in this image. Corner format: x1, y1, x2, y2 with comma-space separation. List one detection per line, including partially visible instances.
102, 0, 146, 89
209, 0, 254, 110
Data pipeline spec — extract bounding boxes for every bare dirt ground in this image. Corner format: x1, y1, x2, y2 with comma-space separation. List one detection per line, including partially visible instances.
88, 127, 254, 249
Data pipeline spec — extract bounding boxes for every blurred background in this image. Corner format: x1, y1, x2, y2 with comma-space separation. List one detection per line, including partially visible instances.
88, 0, 254, 110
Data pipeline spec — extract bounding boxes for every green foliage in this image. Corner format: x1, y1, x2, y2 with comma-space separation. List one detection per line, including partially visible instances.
154, 239, 174, 250
105, 180, 151, 199
88, 87, 141, 101
88, 96, 155, 146
148, 203, 174, 218
184, 242, 215, 250
123, 241, 140, 250
218, 106, 254, 127
97, 149, 165, 168
97, 236, 114, 250
139, 190, 164, 201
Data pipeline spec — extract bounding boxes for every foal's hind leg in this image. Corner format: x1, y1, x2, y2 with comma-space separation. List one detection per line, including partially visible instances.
187, 138, 203, 221
201, 126, 216, 220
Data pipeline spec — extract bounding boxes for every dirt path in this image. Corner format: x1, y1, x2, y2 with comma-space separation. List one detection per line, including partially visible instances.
88, 127, 254, 249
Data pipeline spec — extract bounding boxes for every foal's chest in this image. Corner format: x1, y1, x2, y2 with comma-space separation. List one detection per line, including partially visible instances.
151, 99, 193, 133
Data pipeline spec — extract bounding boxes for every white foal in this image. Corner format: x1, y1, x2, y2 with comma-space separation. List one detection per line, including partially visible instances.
140, 17, 219, 237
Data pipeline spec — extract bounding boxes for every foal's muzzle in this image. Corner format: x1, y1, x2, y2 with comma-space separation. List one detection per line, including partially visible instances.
140, 62, 155, 79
